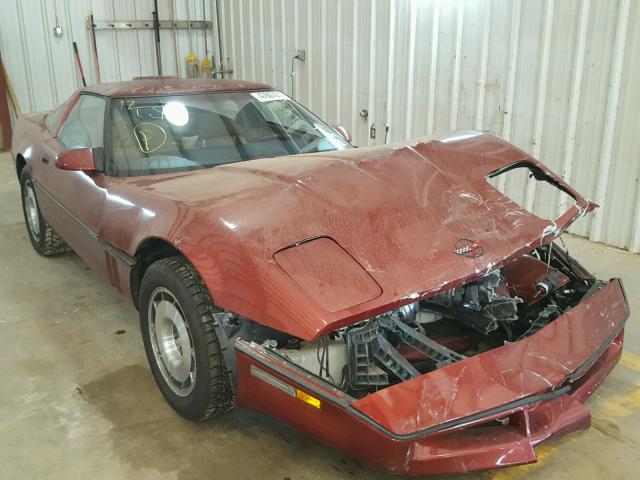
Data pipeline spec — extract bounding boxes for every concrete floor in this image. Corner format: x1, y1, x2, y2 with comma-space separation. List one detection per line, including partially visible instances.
0, 150, 639, 480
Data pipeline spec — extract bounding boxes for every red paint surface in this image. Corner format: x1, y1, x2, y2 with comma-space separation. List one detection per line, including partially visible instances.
101, 134, 592, 340
12, 90, 594, 340
55, 147, 95, 171
274, 237, 382, 312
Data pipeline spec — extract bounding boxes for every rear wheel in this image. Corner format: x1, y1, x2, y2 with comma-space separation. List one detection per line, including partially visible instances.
19, 169, 71, 256
139, 256, 234, 420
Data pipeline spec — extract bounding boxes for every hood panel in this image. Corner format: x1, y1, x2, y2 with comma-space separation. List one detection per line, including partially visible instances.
274, 237, 382, 312
111, 132, 591, 339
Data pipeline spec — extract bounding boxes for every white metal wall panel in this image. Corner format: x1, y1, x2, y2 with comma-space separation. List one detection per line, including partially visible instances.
217, 0, 640, 253
1, 0, 638, 253
0, 0, 214, 112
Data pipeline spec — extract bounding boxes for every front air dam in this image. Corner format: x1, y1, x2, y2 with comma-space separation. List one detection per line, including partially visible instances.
233, 279, 628, 475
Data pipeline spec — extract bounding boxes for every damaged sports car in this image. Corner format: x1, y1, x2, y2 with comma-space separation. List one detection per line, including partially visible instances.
12, 78, 629, 475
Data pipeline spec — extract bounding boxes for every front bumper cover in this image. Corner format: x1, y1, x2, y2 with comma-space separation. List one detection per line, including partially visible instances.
234, 278, 629, 475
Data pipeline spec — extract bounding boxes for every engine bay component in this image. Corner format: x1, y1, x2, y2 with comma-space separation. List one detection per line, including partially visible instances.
425, 270, 522, 335
502, 255, 570, 305
534, 271, 560, 298
345, 309, 467, 389
279, 337, 347, 384
346, 320, 392, 387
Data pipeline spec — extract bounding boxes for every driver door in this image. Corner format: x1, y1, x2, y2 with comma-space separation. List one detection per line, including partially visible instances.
41, 94, 111, 279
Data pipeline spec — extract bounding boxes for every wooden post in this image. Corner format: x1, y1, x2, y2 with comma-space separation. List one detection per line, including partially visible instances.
0, 54, 12, 150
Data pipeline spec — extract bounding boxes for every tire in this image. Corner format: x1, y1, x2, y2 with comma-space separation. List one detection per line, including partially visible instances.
20, 169, 71, 256
139, 256, 234, 421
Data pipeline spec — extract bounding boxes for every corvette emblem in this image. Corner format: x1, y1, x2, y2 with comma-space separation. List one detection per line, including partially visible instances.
453, 238, 484, 258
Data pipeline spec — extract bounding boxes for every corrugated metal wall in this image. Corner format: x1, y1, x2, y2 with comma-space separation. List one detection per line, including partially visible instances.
0, 0, 215, 112
217, 0, 640, 253
1, 1, 639, 252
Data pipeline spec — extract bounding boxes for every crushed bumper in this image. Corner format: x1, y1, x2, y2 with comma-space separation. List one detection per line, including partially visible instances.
396, 329, 624, 474
234, 279, 629, 475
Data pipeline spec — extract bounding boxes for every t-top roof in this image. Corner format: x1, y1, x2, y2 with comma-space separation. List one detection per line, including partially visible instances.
82, 77, 273, 97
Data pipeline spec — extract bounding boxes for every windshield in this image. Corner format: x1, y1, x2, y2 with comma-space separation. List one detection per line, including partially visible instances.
107, 90, 350, 176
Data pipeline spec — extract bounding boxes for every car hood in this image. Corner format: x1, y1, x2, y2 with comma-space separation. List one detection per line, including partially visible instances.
110, 132, 593, 340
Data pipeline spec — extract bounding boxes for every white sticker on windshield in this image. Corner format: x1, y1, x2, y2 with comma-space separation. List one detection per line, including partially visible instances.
250, 91, 289, 102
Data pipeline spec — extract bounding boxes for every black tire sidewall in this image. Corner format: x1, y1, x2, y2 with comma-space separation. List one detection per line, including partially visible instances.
139, 260, 222, 419
19, 169, 46, 255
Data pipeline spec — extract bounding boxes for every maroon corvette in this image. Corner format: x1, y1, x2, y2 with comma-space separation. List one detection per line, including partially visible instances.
12, 78, 629, 474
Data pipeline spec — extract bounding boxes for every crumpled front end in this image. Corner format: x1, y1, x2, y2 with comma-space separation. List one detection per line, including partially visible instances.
231, 245, 629, 474
348, 278, 627, 474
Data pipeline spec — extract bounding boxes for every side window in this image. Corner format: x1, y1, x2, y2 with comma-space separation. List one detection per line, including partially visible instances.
44, 101, 68, 134
58, 95, 106, 150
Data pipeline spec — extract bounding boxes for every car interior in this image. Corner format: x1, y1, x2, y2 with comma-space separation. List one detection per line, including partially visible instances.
107, 94, 344, 177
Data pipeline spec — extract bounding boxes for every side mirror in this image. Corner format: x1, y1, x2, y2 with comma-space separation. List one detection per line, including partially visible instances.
56, 148, 95, 172
333, 125, 352, 143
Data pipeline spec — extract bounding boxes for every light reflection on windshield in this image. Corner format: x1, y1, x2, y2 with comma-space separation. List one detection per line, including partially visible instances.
163, 101, 189, 127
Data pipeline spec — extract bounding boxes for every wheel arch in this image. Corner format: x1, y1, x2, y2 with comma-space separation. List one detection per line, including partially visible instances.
131, 237, 185, 309
16, 153, 26, 179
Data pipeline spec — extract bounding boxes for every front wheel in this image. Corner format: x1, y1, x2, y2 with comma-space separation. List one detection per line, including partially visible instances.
19, 169, 71, 256
139, 256, 234, 420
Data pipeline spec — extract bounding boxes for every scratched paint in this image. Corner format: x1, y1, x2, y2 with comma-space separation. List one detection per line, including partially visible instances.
488, 443, 561, 480
488, 355, 640, 480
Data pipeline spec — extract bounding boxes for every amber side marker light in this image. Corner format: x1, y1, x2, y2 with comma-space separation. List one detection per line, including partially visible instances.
296, 389, 322, 409
250, 365, 321, 409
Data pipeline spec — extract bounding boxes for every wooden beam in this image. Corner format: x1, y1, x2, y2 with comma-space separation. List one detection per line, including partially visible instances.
0, 53, 20, 118
0, 54, 13, 150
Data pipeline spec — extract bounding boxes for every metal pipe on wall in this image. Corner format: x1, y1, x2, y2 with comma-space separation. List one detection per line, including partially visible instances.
214, 0, 225, 78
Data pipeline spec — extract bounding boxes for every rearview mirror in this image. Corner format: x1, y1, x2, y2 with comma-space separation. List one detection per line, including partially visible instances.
56, 148, 95, 172
333, 125, 352, 143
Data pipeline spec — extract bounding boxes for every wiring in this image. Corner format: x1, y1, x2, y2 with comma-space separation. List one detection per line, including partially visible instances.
558, 234, 569, 254
315, 335, 337, 385
316, 336, 325, 377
